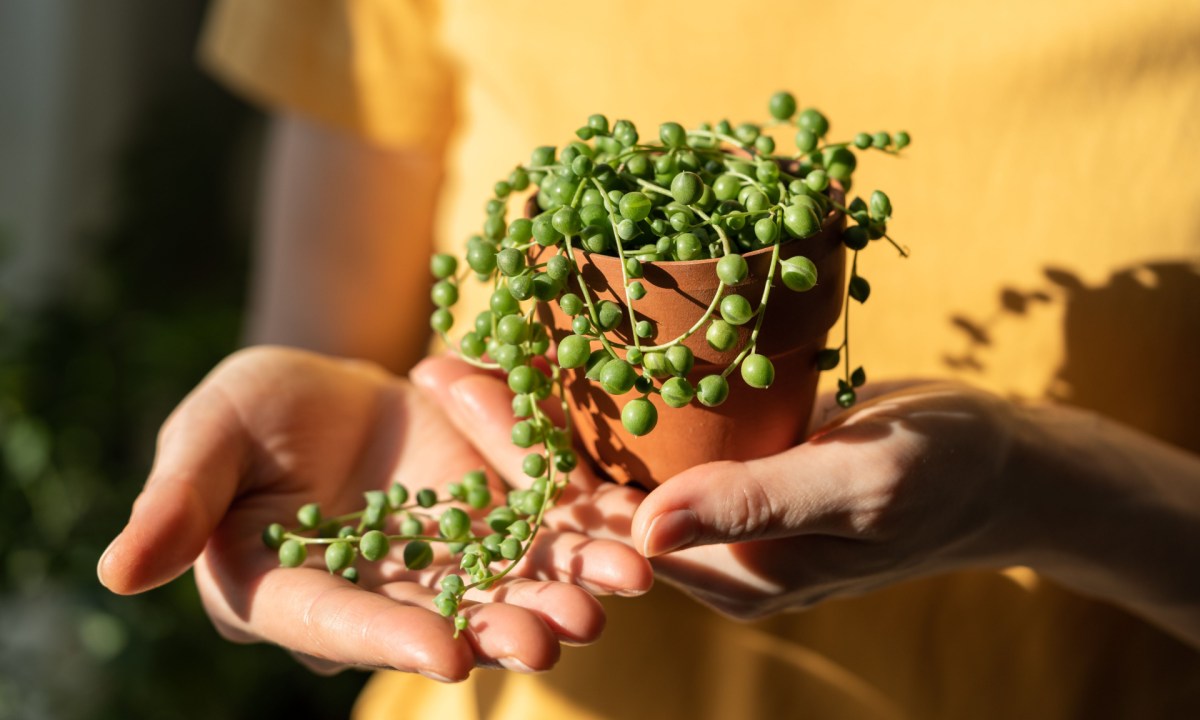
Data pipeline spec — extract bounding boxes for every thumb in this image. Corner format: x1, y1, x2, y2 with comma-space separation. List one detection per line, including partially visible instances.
631, 445, 858, 557
98, 383, 249, 594
413, 354, 600, 492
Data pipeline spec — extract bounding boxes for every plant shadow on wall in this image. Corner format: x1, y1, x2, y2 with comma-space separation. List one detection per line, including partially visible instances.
945, 261, 1200, 454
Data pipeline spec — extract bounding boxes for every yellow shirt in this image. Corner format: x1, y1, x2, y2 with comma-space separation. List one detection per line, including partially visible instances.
201, 1, 1200, 716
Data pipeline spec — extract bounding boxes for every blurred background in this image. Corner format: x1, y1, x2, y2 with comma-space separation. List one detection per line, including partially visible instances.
0, 2, 368, 717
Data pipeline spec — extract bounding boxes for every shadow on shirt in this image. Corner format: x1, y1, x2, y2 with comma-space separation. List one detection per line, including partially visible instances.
947, 261, 1200, 454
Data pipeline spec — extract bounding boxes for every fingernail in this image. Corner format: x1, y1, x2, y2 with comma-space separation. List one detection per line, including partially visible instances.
614, 588, 652, 600
642, 509, 697, 557
499, 657, 536, 673
577, 580, 611, 596
419, 670, 454, 683
96, 536, 119, 588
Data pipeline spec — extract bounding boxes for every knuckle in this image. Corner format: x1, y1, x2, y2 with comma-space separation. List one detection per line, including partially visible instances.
211, 618, 257, 645
300, 586, 344, 660
725, 476, 776, 540
290, 650, 351, 676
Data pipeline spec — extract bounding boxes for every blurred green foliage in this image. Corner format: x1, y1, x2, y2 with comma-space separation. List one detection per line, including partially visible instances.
0, 64, 367, 720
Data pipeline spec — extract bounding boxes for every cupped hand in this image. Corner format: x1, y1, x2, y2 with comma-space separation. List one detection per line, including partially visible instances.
627, 381, 1033, 619
98, 347, 652, 680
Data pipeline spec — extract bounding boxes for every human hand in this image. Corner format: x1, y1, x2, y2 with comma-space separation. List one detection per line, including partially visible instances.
410, 357, 653, 593
97, 347, 652, 680
428, 368, 1200, 647
432, 371, 1019, 619
627, 381, 1031, 619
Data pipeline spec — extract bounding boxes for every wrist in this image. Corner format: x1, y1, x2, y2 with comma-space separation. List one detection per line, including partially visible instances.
1009, 401, 1200, 643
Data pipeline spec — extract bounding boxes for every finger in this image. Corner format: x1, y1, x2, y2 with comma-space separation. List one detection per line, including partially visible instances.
425, 371, 603, 492
412, 354, 546, 491
648, 536, 869, 614
289, 651, 352, 676
376, 581, 561, 673
197, 551, 476, 681
476, 577, 607, 645
541, 481, 643, 541
509, 527, 653, 597
410, 352, 500, 395
633, 387, 941, 556
412, 352, 567, 423
807, 378, 937, 437
98, 379, 250, 595
631, 441, 873, 556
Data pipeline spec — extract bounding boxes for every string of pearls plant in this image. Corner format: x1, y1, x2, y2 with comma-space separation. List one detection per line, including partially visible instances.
262, 92, 910, 634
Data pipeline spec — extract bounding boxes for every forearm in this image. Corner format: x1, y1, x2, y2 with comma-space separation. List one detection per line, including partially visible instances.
1014, 402, 1200, 648
245, 113, 443, 373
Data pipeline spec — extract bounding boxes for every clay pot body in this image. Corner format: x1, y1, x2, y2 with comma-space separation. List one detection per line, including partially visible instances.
537, 198, 846, 488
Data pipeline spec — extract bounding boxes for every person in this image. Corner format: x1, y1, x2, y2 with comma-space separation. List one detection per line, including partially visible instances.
99, 0, 1200, 717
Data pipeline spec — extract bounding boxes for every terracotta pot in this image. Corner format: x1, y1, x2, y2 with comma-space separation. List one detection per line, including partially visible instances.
535, 193, 846, 489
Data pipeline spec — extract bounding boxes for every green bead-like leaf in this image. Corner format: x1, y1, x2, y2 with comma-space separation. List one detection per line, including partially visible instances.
360, 530, 390, 561
849, 276, 871, 303
297, 503, 321, 530
600, 359, 637, 395
706, 319, 737, 352
716, 254, 749, 285
816, 348, 841, 371
780, 256, 818, 292
665, 345, 694, 377
741, 354, 775, 389
720, 294, 753, 326
660, 377, 695, 408
696, 375, 730, 407
262, 523, 285, 550
783, 203, 820, 239
439, 508, 471, 541
851, 366, 867, 388
557, 334, 592, 369
403, 541, 434, 571
621, 398, 658, 436
325, 541, 353, 573
768, 91, 797, 120
278, 539, 307, 568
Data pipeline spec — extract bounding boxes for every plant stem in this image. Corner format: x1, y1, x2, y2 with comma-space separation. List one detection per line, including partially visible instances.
593, 178, 644, 352
721, 214, 782, 378
613, 280, 726, 353
561, 234, 618, 358
844, 252, 857, 387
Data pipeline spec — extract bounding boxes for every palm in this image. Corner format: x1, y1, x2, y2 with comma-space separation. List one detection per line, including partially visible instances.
197, 347, 485, 587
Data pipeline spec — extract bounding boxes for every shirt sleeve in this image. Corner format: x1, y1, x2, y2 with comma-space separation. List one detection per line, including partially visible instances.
198, 0, 453, 148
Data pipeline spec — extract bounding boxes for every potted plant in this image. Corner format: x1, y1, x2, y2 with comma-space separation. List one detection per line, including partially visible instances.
262, 92, 910, 632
